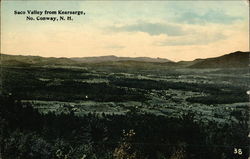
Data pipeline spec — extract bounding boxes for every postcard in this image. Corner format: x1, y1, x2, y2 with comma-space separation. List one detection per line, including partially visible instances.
0, 1, 249, 159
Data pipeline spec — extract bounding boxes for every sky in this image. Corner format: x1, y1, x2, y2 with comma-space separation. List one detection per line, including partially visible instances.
1, 0, 249, 61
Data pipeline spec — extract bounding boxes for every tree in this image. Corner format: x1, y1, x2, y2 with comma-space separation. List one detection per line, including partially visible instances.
113, 129, 144, 159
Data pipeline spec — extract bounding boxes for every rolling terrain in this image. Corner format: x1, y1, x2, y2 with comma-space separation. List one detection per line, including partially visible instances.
1, 51, 248, 117
0, 51, 249, 159
1, 51, 249, 68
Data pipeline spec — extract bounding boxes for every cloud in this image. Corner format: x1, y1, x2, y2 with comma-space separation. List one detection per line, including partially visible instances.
108, 22, 189, 36
156, 33, 227, 46
175, 10, 243, 24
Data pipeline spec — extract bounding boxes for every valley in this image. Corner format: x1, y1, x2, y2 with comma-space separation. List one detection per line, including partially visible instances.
0, 51, 249, 159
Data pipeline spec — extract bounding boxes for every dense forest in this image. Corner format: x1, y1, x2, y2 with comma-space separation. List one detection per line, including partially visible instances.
0, 95, 248, 159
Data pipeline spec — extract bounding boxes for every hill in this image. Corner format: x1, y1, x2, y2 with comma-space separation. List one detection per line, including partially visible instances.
0, 54, 78, 66
1, 51, 249, 69
177, 59, 205, 67
71, 55, 172, 63
189, 51, 249, 68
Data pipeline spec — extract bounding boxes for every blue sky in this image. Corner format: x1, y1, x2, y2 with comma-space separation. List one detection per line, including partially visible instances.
1, 0, 249, 61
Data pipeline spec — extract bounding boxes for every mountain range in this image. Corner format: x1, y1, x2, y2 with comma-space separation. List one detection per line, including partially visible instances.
0, 51, 249, 68
71, 55, 172, 63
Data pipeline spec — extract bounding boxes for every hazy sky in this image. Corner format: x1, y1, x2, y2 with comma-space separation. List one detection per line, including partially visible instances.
1, 0, 249, 61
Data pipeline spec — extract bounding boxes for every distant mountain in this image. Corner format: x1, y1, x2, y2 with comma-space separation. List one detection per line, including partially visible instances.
189, 51, 249, 68
1, 54, 77, 66
1, 51, 249, 68
71, 55, 172, 63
